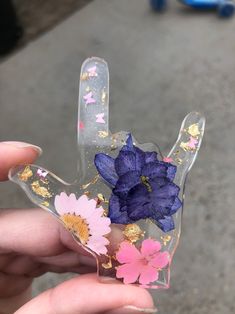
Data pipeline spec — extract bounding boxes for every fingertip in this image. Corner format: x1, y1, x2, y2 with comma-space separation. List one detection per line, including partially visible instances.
0, 142, 42, 181
52, 274, 155, 313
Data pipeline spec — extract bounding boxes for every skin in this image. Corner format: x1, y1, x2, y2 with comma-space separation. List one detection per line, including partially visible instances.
0, 142, 155, 314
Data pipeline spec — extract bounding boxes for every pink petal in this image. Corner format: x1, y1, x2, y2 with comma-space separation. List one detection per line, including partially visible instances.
54, 192, 71, 215
149, 252, 170, 269
75, 195, 94, 217
89, 235, 109, 247
139, 265, 159, 285
141, 239, 161, 257
89, 223, 110, 235
116, 242, 141, 264
88, 236, 109, 255
89, 219, 111, 236
67, 193, 78, 212
116, 262, 141, 284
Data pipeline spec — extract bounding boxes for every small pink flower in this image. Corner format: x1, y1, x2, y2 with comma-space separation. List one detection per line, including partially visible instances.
116, 239, 170, 285
79, 121, 85, 130
54, 192, 111, 255
163, 157, 173, 163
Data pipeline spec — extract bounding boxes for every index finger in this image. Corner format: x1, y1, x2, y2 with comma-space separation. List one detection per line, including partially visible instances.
0, 208, 90, 257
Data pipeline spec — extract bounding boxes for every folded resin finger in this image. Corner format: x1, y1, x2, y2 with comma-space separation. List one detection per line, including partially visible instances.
9, 57, 205, 289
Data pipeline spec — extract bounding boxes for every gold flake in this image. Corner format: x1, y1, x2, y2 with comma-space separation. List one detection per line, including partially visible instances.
80, 72, 89, 80
84, 191, 91, 197
18, 166, 33, 182
82, 183, 91, 190
41, 201, 49, 207
123, 224, 145, 243
98, 131, 108, 138
101, 91, 107, 103
180, 138, 198, 152
173, 150, 180, 156
187, 124, 200, 137
31, 181, 52, 198
111, 134, 118, 141
161, 235, 172, 246
175, 157, 183, 165
180, 142, 190, 151
97, 193, 105, 202
82, 174, 99, 189
101, 256, 112, 269
102, 207, 109, 217
111, 144, 117, 151
97, 193, 109, 204
85, 86, 91, 92
91, 174, 99, 184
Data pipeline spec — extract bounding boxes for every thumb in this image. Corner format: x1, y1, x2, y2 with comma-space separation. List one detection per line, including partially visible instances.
0, 141, 42, 181
15, 274, 156, 314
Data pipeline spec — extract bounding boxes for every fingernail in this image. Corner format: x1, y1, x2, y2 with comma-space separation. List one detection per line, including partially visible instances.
107, 305, 157, 314
2, 141, 43, 156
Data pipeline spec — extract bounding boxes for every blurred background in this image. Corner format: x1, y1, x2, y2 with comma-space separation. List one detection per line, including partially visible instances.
0, 0, 235, 313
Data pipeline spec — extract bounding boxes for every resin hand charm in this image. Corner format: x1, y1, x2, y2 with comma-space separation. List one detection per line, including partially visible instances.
9, 57, 205, 289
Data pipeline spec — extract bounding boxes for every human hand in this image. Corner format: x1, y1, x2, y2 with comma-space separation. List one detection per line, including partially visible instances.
0, 142, 156, 314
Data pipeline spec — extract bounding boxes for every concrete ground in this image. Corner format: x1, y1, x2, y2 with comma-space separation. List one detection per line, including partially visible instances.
13, 0, 93, 46
0, 0, 235, 313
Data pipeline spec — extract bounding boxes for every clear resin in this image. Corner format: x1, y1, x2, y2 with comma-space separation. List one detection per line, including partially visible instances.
9, 57, 205, 289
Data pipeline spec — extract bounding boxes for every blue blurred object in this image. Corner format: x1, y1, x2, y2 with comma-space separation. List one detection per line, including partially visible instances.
150, 0, 167, 11
218, 0, 235, 17
149, 0, 235, 17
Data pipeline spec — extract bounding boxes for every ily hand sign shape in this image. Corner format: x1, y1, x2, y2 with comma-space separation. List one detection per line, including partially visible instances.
9, 57, 205, 289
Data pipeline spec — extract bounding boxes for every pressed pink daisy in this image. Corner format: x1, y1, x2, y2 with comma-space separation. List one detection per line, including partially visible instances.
54, 192, 111, 255
116, 239, 170, 285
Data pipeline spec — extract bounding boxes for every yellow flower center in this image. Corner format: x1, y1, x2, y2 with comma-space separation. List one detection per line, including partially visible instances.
61, 214, 90, 245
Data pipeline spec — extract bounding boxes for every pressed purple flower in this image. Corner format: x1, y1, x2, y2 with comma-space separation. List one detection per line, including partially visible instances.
94, 135, 182, 232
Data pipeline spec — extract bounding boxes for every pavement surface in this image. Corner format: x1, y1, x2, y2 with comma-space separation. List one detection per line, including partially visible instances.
0, 0, 235, 313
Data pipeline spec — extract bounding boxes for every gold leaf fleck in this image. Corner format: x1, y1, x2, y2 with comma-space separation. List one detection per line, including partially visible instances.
18, 166, 33, 182
31, 181, 52, 198
98, 131, 108, 138
84, 191, 91, 197
41, 201, 49, 207
187, 124, 200, 137
175, 157, 183, 165
97, 193, 109, 204
101, 256, 112, 269
161, 235, 172, 246
180, 142, 190, 151
91, 174, 99, 184
111, 134, 118, 141
123, 224, 145, 243
102, 208, 109, 217
80, 72, 88, 80
101, 91, 107, 103
85, 86, 91, 92
82, 174, 99, 189
180, 141, 197, 152
173, 150, 180, 156
97, 193, 105, 202
111, 144, 117, 151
